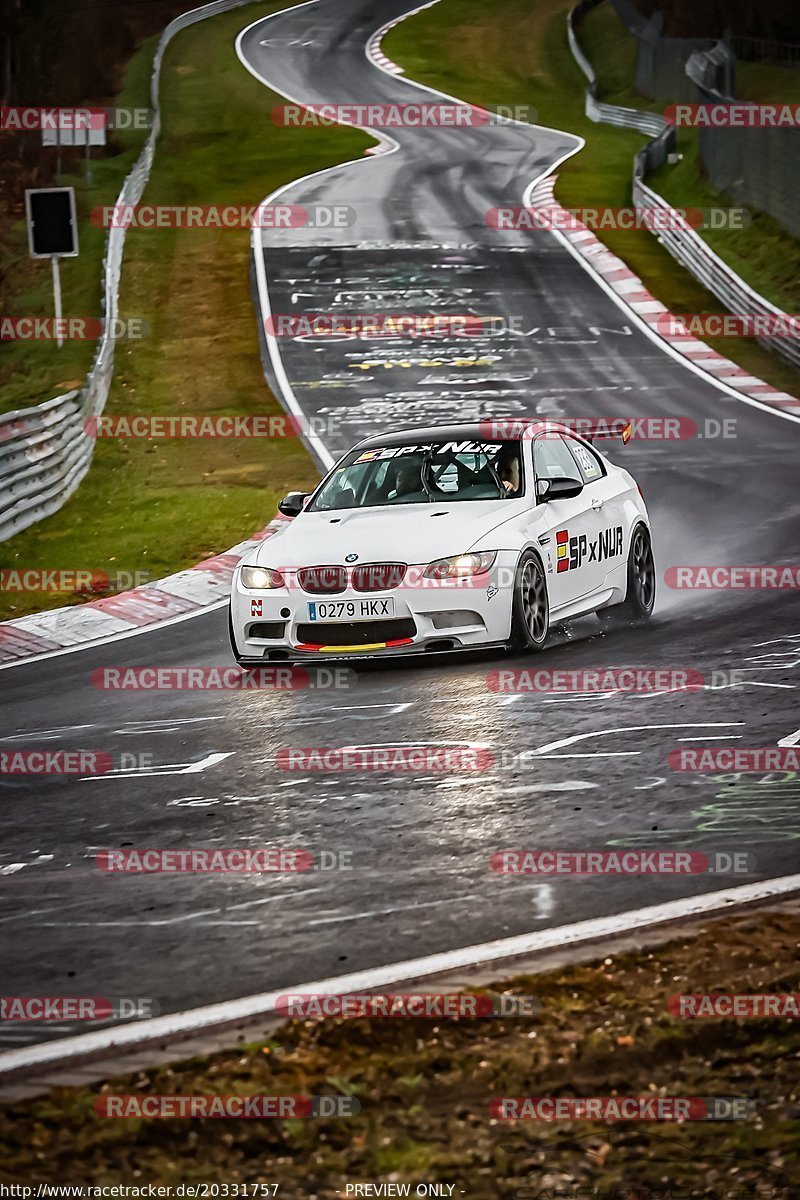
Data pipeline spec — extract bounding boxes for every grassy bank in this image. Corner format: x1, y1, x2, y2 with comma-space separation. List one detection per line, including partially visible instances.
0, 41, 153, 414
1, 909, 798, 1193
0, 2, 370, 623
384, 0, 800, 396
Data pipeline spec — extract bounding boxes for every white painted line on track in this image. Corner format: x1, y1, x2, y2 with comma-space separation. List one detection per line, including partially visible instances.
4, 872, 800, 1076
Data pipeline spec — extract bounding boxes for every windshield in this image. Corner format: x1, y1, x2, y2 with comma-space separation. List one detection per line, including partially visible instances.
308, 440, 524, 511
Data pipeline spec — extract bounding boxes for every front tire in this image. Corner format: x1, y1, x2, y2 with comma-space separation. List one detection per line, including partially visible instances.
509, 550, 550, 652
597, 523, 655, 630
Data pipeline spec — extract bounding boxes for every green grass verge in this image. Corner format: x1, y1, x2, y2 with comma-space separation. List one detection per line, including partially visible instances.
1, 910, 798, 1191
384, 0, 800, 396
737, 60, 800, 105
0, 1, 370, 623
0, 36, 154, 415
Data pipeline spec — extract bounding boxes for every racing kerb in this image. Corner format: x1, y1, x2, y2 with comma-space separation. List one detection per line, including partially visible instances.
0, 0, 263, 545
0, 516, 287, 667
567, 0, 800, 372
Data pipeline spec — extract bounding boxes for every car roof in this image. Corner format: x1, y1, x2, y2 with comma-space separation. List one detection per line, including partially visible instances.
352, 422, 560, 449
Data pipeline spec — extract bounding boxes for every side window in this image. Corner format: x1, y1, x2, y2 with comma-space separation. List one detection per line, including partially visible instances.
534, 435, 582, 482
566, 437, 606, 485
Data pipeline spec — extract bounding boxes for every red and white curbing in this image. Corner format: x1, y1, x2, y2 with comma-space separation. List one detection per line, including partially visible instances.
365, 1, 440, 76
527, 176, 800, 417
0, 516, 288, 667
365, 23, 405, 75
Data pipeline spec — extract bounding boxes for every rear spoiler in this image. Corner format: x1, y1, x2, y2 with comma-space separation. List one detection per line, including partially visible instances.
582, 420, 632, 446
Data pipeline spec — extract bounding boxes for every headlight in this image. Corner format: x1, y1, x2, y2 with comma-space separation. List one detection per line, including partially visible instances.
423, 552, 497, 580
240, 565, 286, 589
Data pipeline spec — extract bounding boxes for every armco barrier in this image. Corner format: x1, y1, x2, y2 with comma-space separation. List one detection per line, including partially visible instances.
568, 0, 670, 139
0, 0, 257, 544
568, 0, 800, 371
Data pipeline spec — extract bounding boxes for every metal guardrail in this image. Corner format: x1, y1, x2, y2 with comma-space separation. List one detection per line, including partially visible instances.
567, 0, 800, 371
632, 176, 800, 369
684, 43, 736, 95
568, 0, 670, 138
0, 0, 256, 544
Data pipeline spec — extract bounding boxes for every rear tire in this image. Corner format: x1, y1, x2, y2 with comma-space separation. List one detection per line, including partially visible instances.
509, 551, 550, 652
597, 523, 655, 630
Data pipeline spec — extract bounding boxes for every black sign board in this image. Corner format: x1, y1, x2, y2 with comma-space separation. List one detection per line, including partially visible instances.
25, 187, 79, 258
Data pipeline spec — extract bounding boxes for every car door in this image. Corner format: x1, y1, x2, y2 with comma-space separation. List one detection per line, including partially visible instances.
530, 433, 606, 607
562, 435, 628, 584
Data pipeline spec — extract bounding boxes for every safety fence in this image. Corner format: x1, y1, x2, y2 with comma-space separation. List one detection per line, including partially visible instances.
609, 0, 719, 102
567, 0, 800, 371
610, 0, 798, 240
729, 35, 800, 70
0, 0, 256, 544
684, 46, 800, 241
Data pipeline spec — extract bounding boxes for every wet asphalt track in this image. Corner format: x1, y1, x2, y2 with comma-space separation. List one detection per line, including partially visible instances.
1, 0, 800, 1051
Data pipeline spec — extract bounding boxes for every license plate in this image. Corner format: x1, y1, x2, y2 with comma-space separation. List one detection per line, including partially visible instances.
307, 599, 395, 621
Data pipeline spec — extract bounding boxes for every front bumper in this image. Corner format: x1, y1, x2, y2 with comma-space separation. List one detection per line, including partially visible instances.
229, 554, 517, 662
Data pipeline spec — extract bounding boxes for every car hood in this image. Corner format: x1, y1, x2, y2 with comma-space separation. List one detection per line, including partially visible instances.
254, 500, 525, 568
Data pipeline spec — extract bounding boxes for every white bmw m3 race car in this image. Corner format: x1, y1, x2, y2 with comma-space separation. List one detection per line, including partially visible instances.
229, 421, 655, 662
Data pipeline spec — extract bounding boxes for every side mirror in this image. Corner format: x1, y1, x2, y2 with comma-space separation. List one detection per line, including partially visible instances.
278, 491, 309, 517
537, 477, 584, 502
